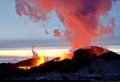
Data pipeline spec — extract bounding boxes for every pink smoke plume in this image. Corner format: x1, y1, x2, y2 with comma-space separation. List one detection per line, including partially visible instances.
15, 0, 117, 50
53, 29, 61, 37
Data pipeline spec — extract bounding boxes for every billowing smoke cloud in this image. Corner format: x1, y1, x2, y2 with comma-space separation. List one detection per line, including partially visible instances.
15, 0, 117, 50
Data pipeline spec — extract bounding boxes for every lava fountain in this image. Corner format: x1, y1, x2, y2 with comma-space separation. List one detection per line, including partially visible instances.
17, 47, 47, 70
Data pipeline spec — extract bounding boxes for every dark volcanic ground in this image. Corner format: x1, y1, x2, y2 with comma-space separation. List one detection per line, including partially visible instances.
0, 46, 120, 80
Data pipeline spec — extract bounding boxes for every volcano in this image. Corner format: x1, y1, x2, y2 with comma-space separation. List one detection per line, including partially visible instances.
0, 46, 120, 80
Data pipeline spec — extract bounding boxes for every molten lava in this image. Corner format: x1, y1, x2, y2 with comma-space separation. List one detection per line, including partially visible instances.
31, 46, 46, 66
17, 47, 74, 70
18, 66, 31, 70
17, 47, 46, 70
36, 55, 46, 66
17, 56, 46, 70
54, 52, 73, 61
60, 54, 72, 60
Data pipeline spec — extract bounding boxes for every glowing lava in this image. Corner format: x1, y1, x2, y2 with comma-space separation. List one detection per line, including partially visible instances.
18, 66, 31, 70
54, 51, 73, 61
36, 55, 46, 66
60, 54, 72, 60
17, 48, 73, 70
17, 47, 46, 70
17, 56, 46, 70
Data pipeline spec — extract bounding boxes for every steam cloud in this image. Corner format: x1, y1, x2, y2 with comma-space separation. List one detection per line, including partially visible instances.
15, 0, 117, 50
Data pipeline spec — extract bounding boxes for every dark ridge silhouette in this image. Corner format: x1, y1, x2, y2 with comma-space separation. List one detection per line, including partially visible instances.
15, 58, 39, 67
88, 50, 120, 65
98, 51, 120, 62
72, 46, 108, 68
29, 59, 75, 74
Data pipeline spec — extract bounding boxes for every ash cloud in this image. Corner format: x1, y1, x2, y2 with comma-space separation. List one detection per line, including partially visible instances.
15, 0, 117, 50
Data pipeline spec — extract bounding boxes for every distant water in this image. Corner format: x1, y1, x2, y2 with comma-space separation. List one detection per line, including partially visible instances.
0, 59, 23, 63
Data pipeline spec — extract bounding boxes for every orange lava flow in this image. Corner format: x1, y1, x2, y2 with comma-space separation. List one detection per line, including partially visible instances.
17, 47, 47, 70
17, 54, 73, 70
18, 66, 31, 70
17, 55, 46, 70
17, 47, 74, 70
